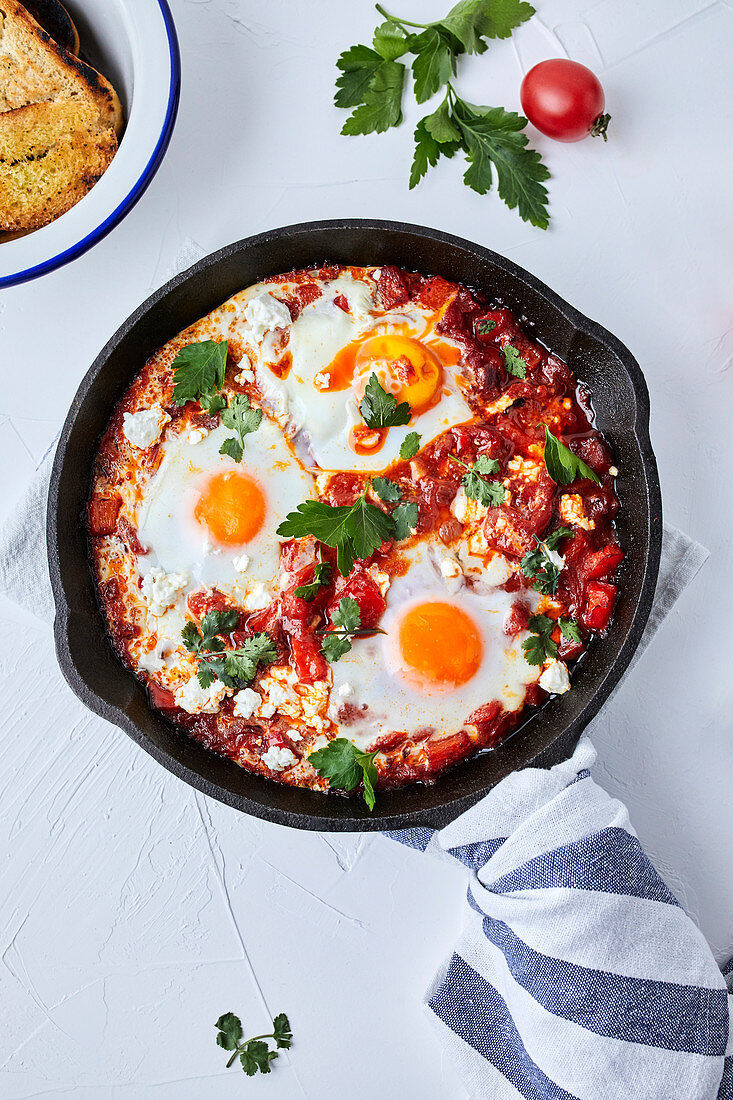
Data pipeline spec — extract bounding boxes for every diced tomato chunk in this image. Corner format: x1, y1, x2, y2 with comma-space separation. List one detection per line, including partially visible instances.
483, 506, 535, 559
503, 602, 530, 636
376, 266, 409, 309
289, 633, 328, 684
333, 293, 350, 313
581, 544, 624, 581
330, 571, 385, 629
87, 496, 121, 536
277, 283, 321, 320
148, 682, 177, 709
582, 581, 617, 632
117, 516, 148, 556
425, 730, 472, 771
414, 275, 454, 310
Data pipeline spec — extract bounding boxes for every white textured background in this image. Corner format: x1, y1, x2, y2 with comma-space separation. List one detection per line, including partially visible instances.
1, 1, 733, 1096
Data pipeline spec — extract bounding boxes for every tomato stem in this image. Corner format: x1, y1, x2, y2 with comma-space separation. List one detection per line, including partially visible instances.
590, 113, 611, 141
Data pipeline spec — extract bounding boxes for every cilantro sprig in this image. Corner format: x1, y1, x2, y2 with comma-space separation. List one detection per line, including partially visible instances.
216, 1012, 292, 1076
171, 340, 228, 409
543, 425, 602, 485
449, 453, 506, 507
182, 612, 276, 689
309, 737, 379, 811
294, 561, 332, 602
335, 2, 549, 227
277, 485, 413, 575
520, 528, 573, 596
372, 476, 402, 503
360, 373, 412, 428
219, 394, 263, 462
502, 345, 528, 378
318, 597, 386, 663
522, 613, 581, 665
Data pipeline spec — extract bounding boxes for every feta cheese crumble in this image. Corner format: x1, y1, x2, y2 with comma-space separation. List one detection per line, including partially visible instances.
122, 406, 169, 449
232, 554, 250, 573
236, 364, 255, 384
187, 427, 208, 445
261, 746, 297, 772
233, 687, 262, 720
242, 293, 291, 342
174, 675, 228, 714
539, 659, 571, 695
140, 567, 189, 616
558, 493, 595, 531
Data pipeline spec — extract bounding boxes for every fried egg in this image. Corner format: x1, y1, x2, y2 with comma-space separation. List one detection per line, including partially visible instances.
328, 544, 542, 751
135, 416, 314, 608
236, 273, 474, 473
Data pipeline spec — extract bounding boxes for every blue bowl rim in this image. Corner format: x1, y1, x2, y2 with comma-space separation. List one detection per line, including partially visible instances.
0, 0, 181, 290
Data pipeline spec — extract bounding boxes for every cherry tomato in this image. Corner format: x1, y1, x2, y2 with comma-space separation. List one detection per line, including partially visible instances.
520, 59, 610, 143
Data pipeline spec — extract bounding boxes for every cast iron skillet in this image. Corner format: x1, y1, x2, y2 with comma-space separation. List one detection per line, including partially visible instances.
47, 220, 662, 832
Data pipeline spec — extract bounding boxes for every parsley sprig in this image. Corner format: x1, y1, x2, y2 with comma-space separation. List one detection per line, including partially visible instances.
171, 340, 228, 410
220, 394, 263, 462
318, 597, 386, 663
215, 1012, 292, 1076
277, 484, 415, 575
335, 2, 549, 227
520, 528, 573, 596
182, 612, 276, 689
543, 425, 601, 485
360, 373, 412, 428
522, 613, 581, 665
309, 737, 379, 811
449, 453, 506, 506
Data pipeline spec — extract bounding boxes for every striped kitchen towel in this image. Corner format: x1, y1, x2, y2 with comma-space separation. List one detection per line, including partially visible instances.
389, 738, 733, 1099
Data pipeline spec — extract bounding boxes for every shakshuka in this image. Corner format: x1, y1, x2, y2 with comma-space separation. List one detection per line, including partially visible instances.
87, 264, 623, 807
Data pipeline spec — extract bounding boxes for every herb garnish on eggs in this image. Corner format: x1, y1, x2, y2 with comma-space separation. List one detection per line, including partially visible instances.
294, 561, 332, 602
449, 453, 506, 507
359, 372, 412, 428
520, 528, 574, 596
399, 431, 421, 460
219, 394, 263, 462
309, 737, 380, 811
181, 611, 276, 690
318, 596, 386, 663
171, 339, 228, 410
543, 425, 601, 485
522, 613, 581, 665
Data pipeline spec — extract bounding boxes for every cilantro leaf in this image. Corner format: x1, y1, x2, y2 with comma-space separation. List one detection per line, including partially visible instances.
216, 1011, 292, 1075
201, 392, 226, 415
341, 60, 405, 135
201, 610, 238, 647
543, 425, 602, 485
171, 340, 228, 406
335, 44, 383, 108
502, 344, 527, 378
215, 1013, 243, 1051
197, 663, 219, 689
521, 612, 558, 665
219, 394, 263, 463
559, 617, 582, 644
372, 476, 402, 503
411, 27, 455, 103
520, 536, 564, 596
392, 501, 419, 540
450, 453, 505, 507
321, 633, 354, 662
373, 20, 409, 60
475, 318, 497, 335
360, 373, 412, 428
181, 621, 203, 654
319, 597, 385, 662
223, 633, 277, 686
453, 99, 550, 229
294, 562, 332, 602
333, 596, 361, 634
309, 737, 380, 811
544, 526, 574, 551
399, 431, 422, 460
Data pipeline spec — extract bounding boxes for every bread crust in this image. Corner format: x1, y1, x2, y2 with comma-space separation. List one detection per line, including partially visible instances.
19, 0, 79, 55
0, 0, 123, 134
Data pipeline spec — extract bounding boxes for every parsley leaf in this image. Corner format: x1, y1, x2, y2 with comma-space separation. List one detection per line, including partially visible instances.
335, 44, 383, 108
277, 491, 395, 575
410, 27, 455, 103
410, 117, 443, 189
294, 561, 332, 602
216, 1012, 292, 1075
502, 344, 527, 378
559, 617, 582, 644
319, 597, 382, 662
309, 737, 379, 811
373, 19, 409, 60
521, 612, 558, 666
543, 425, 602, 485
438, 0, 534, 52
360, 373, 412, 428
520, 530, 573, 595
171, 340, 228, 407
219, 394, 263, 462
392, 501, 419, 540
372, 476, 402, 503
450, 453, 505, 507
341, 59, 405, 135
399, 431, 422, 460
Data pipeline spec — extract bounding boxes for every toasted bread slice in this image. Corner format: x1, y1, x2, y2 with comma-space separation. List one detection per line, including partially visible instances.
0, 0, 122, 134
20, 0, 79, 55
0, 98, 117, 230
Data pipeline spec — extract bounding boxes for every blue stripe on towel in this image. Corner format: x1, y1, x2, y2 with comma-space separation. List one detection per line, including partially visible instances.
429, 953, 580, 1100
384, 827, 435, 851
446, 838, 507, 870
487, 828, 680, 906
470, 910, 728, 1056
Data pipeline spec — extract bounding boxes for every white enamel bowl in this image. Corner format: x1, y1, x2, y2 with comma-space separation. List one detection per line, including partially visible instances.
0, 0, 180, 287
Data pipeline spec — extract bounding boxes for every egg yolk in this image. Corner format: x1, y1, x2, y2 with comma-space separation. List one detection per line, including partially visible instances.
358, 335, 442, 415
397, 601, 483, 691
194, 469, 265, 545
